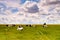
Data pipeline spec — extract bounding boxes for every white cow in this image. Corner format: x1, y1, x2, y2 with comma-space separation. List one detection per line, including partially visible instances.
17, 26, 23, 30
43, 23, 48, 28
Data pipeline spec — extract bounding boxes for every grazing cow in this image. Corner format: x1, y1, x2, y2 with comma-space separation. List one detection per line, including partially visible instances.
6, 24, 12, 27
29, 24, 35, 27
43, 23, 48, 28
6, 25, 8, 27
17, 26, 23, 30
12, 24, 16, 26
26, 25, 32, 27
26, 24, 35, 27
29, 24, 32, 27
26, 25, 28, 26
6, 24, 16, 27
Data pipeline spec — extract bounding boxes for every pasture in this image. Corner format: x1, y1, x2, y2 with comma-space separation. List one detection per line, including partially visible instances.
0, 25, 60, 40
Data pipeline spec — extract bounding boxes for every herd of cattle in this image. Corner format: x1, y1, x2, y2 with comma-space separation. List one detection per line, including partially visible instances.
5, 23, 48, 30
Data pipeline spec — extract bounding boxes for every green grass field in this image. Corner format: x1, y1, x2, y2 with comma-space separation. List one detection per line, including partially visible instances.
0, 25, 60, 40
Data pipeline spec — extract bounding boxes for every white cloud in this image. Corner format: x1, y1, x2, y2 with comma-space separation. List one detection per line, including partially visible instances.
0, 0, 60, 24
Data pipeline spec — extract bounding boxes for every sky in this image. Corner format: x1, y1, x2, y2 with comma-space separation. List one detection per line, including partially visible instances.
0, 0, 60, 24
20, 0, 40, 4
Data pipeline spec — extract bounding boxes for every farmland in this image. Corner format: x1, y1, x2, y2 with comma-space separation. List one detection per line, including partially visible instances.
0, 25, 60, 40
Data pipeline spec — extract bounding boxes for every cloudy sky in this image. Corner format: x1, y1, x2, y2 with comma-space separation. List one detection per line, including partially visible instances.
0, 0, 60, 24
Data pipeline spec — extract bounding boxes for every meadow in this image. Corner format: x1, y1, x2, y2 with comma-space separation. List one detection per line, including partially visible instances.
0, 25, 60, 40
